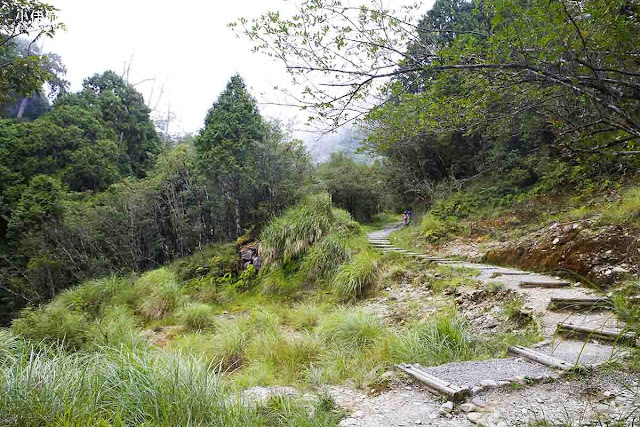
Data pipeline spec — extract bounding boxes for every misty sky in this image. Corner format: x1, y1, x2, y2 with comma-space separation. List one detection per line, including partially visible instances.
43, 0, 432, 145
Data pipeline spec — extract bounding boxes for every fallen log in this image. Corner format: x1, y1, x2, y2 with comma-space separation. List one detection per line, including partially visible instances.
556, 322, 637, 346
508, 345, 580, 370
395, 363, 469, 401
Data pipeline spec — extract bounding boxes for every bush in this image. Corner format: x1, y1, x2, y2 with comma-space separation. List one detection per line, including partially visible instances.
286, 303, 326, 331
171, 243, 241, 282
209, 319, 251, 372
259, 266, 302, 296
419, 215, 448, 243
319, 309, 385, 349
389, 312, 482, 365
332, 251, 380, 300
177, 303, 216, 331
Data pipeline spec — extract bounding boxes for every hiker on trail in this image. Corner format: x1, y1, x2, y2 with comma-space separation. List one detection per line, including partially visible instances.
402, 212, 409, 226
407, 209, 413, 224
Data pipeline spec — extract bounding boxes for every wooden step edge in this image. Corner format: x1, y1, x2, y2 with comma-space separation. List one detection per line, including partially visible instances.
556, 322, 637, 346
549, 297, 613, 310
520, 280, 571, 288
508, 345, 582, 371
394, 364, 469, 402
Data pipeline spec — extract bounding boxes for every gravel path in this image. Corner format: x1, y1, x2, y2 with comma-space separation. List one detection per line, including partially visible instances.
422, 358, 553, 388
537, 338, 626, 366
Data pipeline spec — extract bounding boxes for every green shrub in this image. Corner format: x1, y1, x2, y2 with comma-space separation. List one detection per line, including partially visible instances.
171, 243, 241, 282
319, 309, 385, 349
135, 268, 183, 321
332, 251, 380, 300
177, 303, 216, 331
11, 304, 91, 350
389, 313, 481, 365
418, 214, 448, 243
209, 319, 251, 372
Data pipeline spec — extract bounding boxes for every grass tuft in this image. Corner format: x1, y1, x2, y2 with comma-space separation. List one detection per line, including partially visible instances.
177, 302, 216, 331
319, 309, 385, 349
332, 250, 380, 300
136, 268, 183, 321
389, 312, 482, 365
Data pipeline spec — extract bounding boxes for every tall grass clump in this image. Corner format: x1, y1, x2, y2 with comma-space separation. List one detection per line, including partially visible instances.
390, 312, 483, 365
135, 268, 183, 321
319, 309, 385, 349
259, 193, 336, 265
0, 340, 340, 426
300, 233, 351, 281
332, 250, 380, 300
176, 302, 216, 331
600, 187, 640, 226
56, 275, 133, 317
11, 303, 91, 350
88, 305, 146, 349
259, 193, 360, 266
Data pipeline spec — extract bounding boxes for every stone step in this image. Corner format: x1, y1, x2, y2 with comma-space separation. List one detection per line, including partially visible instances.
556, 322, 637, 345
520, 279, 571, 288
492, 270, 530, 276
549, 297, 613, 311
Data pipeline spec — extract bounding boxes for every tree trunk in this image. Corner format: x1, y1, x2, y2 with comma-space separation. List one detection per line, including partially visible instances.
234, 193, 241, 239
16, 97, 28, 120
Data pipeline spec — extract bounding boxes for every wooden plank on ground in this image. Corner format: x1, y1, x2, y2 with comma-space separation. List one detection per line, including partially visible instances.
549, 297, 612, 310
556, 322, 637, 345
508, 345, 580, 370
520, 280, 571, 288
395, 364, 469, 401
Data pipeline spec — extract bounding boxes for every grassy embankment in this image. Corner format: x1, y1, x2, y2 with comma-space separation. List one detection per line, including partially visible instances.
2, 193, 544, 425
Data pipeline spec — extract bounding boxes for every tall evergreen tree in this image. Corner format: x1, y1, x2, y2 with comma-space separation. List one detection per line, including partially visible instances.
195, 74, 265, 238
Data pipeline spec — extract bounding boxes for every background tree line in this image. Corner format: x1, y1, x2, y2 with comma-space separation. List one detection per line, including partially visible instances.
0, 2, 315, 321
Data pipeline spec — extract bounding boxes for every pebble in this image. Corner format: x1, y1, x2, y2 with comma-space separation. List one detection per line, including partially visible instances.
467, 412, 487, 426
472, 396, 486, 407
595, 403, 613, 414
440, 401, 454, 412
472, 386, 482, 394
460, 403, 477, 413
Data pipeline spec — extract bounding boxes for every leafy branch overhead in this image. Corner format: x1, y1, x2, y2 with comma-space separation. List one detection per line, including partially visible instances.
233, 0, 640, 155
0, 0, 65, 103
